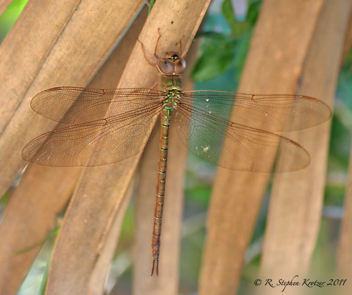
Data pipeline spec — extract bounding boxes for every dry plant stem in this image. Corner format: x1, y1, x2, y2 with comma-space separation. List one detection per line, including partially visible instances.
0, 0, 143, 199
341, 6, 352, 62
87, 178, 134, 295
261, 1, 349, 291
44, 1, 210, 294
199, 1, 327, 294
135, 130, 160, 283
86, 8, 149, 295
0, 0, 12, 16
0, 166, 81, 295
0, 6, 148, 295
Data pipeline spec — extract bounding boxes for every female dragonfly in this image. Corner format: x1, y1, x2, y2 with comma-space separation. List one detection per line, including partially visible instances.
22, 33, 331, 276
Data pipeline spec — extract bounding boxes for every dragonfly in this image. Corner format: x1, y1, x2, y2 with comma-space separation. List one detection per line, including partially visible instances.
22, 31, 331, 276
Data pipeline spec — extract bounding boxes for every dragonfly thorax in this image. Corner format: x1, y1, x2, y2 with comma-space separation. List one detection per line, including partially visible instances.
164, 89, 181, 109
157, 52, 186, 76
160, 74, 182, 92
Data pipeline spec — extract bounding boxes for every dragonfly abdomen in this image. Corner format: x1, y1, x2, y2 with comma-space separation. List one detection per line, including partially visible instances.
151, 104, 174, 276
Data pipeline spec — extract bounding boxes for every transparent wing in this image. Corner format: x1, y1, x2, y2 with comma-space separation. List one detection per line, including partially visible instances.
180, 91, 331, 132
31, 87, 165, 124
22, 104, 162, 167
175, 105, 309, 172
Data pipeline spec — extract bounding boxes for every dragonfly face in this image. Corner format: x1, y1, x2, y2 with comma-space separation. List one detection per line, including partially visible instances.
157, 52, 186, 76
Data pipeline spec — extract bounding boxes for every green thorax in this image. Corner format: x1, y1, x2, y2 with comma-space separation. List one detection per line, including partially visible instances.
160, 75, 182, 110
160, 74, 182, 91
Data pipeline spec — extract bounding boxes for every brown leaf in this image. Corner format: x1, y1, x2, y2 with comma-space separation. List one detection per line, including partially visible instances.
86, 7, 149, 295
87, 179, 134, 295
0, 0, 144, 198
0, 0, 12, 17
341, 6, 352, 63
44, 1, 210, 294
0, 3, 147, 294
261, 0, 348, 287
0, 165, 81, 295
199, 0, 334, 294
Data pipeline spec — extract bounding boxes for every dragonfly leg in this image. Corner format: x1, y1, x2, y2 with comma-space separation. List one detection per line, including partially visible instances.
138, 28, 162, 66
178, 35, 186, 58
148, 81, 159, 91
137, 38, 157, 66
154, 28, 162, 59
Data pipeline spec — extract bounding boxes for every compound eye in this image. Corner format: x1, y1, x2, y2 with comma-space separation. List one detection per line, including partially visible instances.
158, 60, 174, 74
175, 59, 186, 74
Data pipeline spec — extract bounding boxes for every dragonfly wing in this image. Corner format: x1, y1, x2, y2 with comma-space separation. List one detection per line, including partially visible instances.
181, 91, 331, 132
175, 106, 309, 172
31, 87, 164, 124
22, 106, 162, 167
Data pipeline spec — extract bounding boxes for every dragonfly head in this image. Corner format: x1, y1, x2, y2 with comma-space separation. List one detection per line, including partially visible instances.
157, 52, 186, 76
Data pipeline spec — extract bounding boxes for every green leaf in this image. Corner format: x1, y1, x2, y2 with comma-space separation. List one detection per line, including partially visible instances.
221, 0, 252, 37
221, 0, 236, 31
0, 0, 29, 41
191, 36, 237, 82
148, 0, 156, 14
247, 0, 262, 25
231, 21, 251, 37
